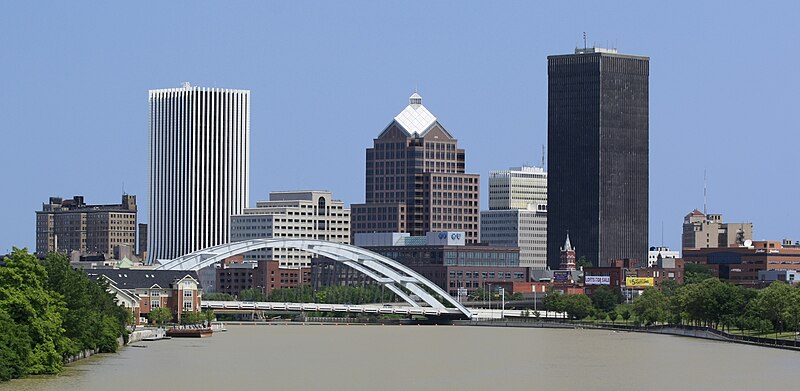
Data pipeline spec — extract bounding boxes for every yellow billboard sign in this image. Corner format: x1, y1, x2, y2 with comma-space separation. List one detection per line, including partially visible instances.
625, 277, 654, 287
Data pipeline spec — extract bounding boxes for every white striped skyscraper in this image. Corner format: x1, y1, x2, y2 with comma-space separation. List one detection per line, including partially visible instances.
147, 83, 250, 264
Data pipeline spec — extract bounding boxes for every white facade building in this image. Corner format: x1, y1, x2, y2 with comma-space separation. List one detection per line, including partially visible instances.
488, 166, 547, 210
481, 204, 548, 269
481, 165, 548, 269
647, 246, 679, 267
147, 83, 250, 264
230, 191, 350, 267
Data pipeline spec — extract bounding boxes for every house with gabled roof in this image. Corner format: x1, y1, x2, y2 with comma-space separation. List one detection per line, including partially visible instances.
88, 269, 202, 325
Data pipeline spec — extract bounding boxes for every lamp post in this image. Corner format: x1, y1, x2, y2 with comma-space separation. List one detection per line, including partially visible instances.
488, 283, 492, 320
499, 287, 505, 320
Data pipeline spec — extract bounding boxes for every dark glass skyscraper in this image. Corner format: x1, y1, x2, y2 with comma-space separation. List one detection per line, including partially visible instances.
546, 48, 649, 268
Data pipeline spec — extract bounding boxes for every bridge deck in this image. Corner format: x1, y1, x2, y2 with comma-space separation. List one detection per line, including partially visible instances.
201, 301, 566, 320
201, 300, 465, 317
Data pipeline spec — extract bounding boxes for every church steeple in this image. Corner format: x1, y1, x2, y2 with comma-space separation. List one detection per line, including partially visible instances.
559, 232, 576, 271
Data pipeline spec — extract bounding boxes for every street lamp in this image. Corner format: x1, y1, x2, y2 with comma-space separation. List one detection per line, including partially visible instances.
488, 283, 492, 320
499, 287, 505, 320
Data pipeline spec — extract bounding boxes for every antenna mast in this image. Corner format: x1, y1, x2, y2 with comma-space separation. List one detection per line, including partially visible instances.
703, 170, 707, 215
541, 144, 545, 169
583, 32, 587, 49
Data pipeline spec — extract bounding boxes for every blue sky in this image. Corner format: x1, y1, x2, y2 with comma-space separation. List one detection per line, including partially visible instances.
1, 1, 798, 254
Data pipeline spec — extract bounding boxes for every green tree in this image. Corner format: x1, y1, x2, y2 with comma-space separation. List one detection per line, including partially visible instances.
660, 279, 680, 297
684, 263, 712, 285
542, 292, 566, 313
43, 253, 128, 355
749, 281, 794, 332
633, 287, 668, 326
202, 309, 215, 324
608, 310, 618, 323
575, 256, 592, 269
0, 248, 65, 375
0, 308, 31, 381
238, 288, 266, 302
469, 287, 487, 301
148, 307, 173, 326
203, 292, 234, 301
562, 294, 593, 320
590, 285, 621, 312
620, 307, 632, 324
594, 310, 607, 323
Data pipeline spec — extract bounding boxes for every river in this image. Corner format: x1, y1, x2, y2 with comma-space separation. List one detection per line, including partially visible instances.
2, 324, 798, 391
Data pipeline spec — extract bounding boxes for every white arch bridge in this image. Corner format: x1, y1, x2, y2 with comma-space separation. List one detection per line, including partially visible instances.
156, 239, 472, 320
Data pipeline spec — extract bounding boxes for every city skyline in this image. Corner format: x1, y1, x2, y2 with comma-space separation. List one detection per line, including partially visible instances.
2, 2, 799, 254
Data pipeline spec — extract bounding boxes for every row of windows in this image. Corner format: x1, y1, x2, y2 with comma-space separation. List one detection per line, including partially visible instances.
448, 271, 524, 279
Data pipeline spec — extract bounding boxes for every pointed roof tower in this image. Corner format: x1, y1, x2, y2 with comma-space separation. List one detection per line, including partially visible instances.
391, 92, 437, 136
562, 232, 573, 252
377, 91, 456, 139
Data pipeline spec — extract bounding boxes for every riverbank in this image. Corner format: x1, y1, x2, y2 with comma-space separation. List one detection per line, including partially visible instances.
456, 319, 800, 352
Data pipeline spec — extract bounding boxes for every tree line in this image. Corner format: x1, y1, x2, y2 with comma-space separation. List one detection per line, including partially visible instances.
542, 275, 800, 335
0, 249, 130, 381
204, 284, 398, 305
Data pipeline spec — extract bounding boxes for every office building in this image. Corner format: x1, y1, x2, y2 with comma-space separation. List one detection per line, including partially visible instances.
343, 232, 525, 298
229, 191, 350, 267
684, 241, 800, 287
681, 209, 752, 252
547, 47, 649, 268
147, 83, 250, 264
481, 166, 548, 269
488, 166, 547, 210
35, 195, 137, 257
215, 259, 311, 298
351, 93, 480, 243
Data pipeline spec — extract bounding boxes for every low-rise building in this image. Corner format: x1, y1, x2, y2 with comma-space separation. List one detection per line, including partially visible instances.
87, 269, 202, 325
648, 246, 679, 267
215, 259, 310, 298
758, 269, 799, 286
684, 240, 800, 287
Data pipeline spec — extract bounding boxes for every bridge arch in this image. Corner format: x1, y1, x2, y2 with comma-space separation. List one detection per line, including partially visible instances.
156, 239, 471, 319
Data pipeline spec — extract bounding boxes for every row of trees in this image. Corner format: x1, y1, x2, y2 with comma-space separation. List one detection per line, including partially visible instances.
204, 284, 398, 305
0, 249, 130, 381
540, 273, 800, 336
632, 278, 800, 333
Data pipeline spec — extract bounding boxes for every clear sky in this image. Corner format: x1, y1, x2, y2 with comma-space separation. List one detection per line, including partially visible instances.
1, 1, 798, 254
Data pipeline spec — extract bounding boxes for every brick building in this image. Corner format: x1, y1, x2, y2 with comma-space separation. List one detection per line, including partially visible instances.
88, 269, 201, 325
215, 259, 310, 298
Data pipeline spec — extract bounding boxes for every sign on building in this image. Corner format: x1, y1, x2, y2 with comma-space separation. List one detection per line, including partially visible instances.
553, 271, 571, 283
585, 276, 611, 285
426, 231, 466, 246
625, 277, 654, 287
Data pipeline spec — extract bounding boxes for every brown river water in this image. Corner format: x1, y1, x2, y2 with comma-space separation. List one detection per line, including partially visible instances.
1, 324, 798, 391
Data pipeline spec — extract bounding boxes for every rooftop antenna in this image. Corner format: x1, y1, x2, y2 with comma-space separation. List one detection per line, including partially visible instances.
541, 144, 546, 169
122, 181, 126, 196
583, 32, 587, 49
703, 169, 707, 215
